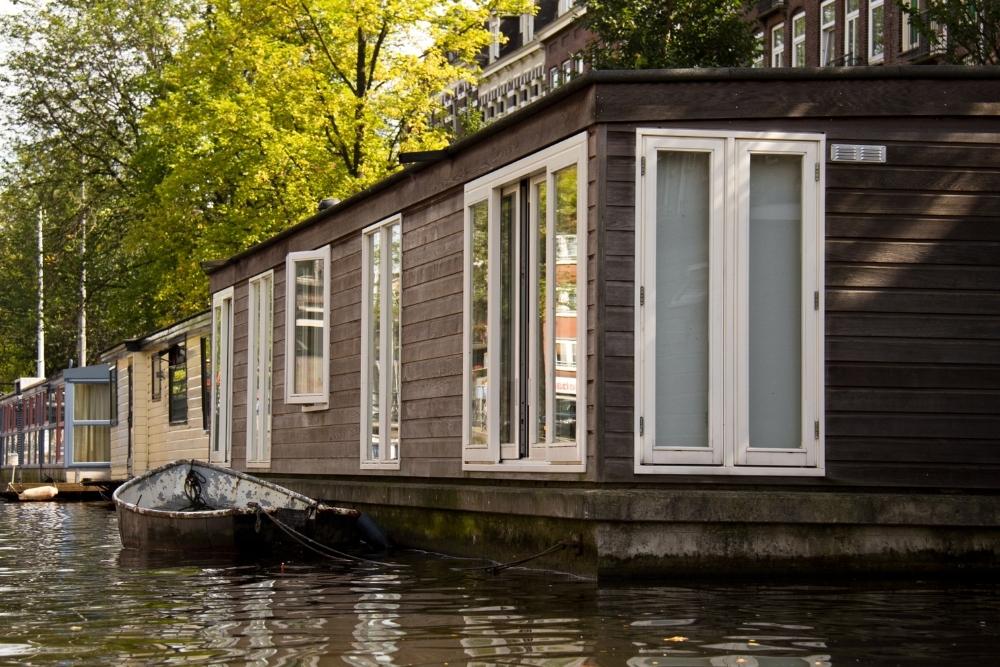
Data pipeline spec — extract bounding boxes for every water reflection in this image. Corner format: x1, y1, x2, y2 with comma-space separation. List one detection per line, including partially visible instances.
0, 502, 997, 665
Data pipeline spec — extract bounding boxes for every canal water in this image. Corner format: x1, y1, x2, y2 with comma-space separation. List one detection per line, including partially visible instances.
1, 502, 997, 666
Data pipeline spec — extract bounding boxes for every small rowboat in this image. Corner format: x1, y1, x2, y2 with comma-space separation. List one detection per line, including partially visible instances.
112, 459, 361, 555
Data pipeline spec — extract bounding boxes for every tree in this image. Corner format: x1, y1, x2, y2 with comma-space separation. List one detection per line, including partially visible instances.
584, 0, 758, 69
898, 0, 1000, 65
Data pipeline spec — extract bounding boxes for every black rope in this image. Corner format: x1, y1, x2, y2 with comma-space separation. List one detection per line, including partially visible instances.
182, 465, 212, 511
465, 539, 580, 575
247, 502, 398, 567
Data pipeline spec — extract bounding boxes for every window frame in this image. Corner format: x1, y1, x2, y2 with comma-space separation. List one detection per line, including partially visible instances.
167, 342, 188, 426
900, 0, 920, 52
284, 246, 331, 406
869, 0, 886, 63
462, 131, 588, 473
771, 23, 785, 67
791, 12, 807, 67
845, 0, 861, 64
820, 0, 837, 66
246, 270, 274, 468
634, 128, 825, 476
210, 286, 234, 465
360, 215, 403, 470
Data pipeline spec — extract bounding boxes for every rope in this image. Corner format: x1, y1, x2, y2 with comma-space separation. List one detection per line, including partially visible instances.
182, 464, 212, 511
465, 538, 580, 575
247, 502, 398, 567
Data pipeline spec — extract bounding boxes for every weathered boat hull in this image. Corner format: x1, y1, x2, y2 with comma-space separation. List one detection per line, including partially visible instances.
113, 459, 359, 554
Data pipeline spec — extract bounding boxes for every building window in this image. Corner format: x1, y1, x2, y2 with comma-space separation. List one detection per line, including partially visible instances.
561, 59, 573, 82
200, 337, 210, 431
753, 32, 765, 67
168, 343, 187, 425
845, 0, 860, 64
634, 129, 825, 475
771, 23, 785, 67
211, 286, 234, 464
869, 0, 885, 62
792, 12, 807, 66
285, 246, 330, 405
361, 216, 402, 469
247, 271, 274, 466
109, 368, 118, 426
463, 132, 587, 471
555, 338, 576, 370
557, 0, 573, 15
68, 380, 111, 465
520, 13, 534, 43
900, 0, 920, 52
820, 0, 837, 65
549, 66, 560, 90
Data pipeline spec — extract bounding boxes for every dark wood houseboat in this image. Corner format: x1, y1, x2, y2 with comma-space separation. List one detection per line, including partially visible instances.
203, 68, 1000, 577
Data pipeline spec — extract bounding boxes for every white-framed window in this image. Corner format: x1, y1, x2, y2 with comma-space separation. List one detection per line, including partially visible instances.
555, 338, 576, 370
65, 374, 111, 467
489, 16, 500, 62
753, 32, 765, 68
900, 0, 920, 52
549, 66, 560, 90
360, 215, 402, 469
210, 286, 234, 464
557, 0, 573, 16
792, 12, 807, 66
820, 0, 837, 65
771, 23, 785, 67
845, 0, 860, 64
869, 0, 885, 63
520, 13, 534, 43
463, 131, 587, 472
285, 247, 330, 406
246, 270, 273, 468
634, 129, 825, 476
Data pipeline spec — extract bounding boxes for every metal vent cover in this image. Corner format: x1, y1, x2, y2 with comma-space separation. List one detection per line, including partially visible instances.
830, 144, 886, 163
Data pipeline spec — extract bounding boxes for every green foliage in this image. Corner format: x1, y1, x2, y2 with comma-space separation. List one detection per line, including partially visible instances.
584, 0, 758, 69
897, 0, 1000, 65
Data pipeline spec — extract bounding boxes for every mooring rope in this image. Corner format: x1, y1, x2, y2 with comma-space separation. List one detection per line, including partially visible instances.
466, 538, 580, 575
247, 502, 398, 568
182, 464, 212, 511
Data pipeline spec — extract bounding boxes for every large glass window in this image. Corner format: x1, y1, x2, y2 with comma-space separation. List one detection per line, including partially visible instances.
361, 216, 402, 468
463, 132, 587, 470
70, 382, 111, 464
247, 271, 274, 466
635, 129, 824, 475
792, 13, 807, 66
210, 286, 234, 464
772, 23, 785, 67
285, 247, 330, 405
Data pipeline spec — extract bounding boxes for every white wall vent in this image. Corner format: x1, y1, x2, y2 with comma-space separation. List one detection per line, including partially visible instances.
830, 144, 886, 163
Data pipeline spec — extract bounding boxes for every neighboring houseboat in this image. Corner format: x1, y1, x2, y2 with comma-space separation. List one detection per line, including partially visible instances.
203, 67, 1000, 577
100, 311, 212, 481
0, 366, 113, 486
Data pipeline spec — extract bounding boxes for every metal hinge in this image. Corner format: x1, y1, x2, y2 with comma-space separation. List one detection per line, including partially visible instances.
815, 163, 821, 182
639, 285, 645, 306
814, 291, 820, 310
814, 420, 820, 440
641, 156, 646, 176
639, 416, 644, 436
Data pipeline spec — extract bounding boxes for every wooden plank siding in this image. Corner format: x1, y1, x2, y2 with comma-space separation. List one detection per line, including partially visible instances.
596, 117, 1000, 488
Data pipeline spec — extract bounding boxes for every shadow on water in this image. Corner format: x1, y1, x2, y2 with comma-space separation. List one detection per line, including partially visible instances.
1, 501, 997, 666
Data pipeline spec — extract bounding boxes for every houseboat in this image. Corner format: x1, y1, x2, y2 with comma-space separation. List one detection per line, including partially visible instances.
202, 67, 1000, 577
100, 311, 212, 480
0, 366, 113, 487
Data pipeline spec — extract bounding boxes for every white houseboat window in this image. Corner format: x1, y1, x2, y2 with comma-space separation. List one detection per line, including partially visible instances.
168, 343, 187, 425
285, 246, 330, 405
869, 0, 886, 63
845, 0, 860, 64
211, 286, 234, 464
792, 12, 806, 66
72, 382, 111, 463
247, 270, 274, 467
462, 131, 587, 472
820, 0, 837, 65
634, 129, 824, 476
361, 216, 402, 469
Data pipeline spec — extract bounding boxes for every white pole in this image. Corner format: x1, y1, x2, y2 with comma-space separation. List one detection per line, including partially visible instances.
78, 183, 87, 367
36, 208, 45, 379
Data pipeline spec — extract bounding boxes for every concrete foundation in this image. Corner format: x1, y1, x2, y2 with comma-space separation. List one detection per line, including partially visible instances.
235, 476, 1000, 579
